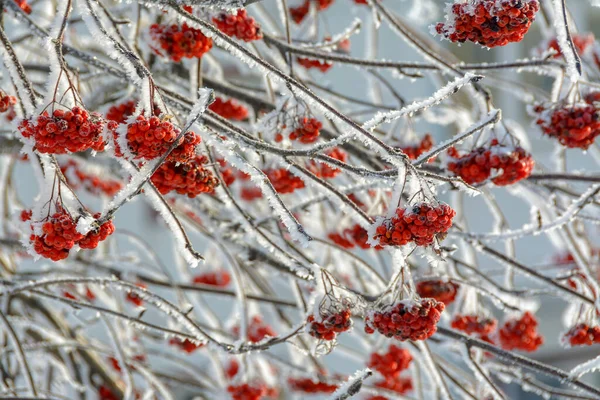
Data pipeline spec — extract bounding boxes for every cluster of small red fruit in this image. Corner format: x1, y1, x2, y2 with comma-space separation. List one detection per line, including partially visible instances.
60, 160, 123, 197
367, 344, 414, 398
307, 308, 352, 341
0, 89, 17, 121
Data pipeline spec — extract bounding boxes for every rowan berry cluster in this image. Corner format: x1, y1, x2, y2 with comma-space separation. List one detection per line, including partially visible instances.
451, 314, 497, 335
364, 299, 445, 341
288, 117, 322, 143
415, 280, 459, 305
498, 312, 544, 352
546, 33, 595, 59
400, 134, 434, 160
19, 107, 105, 154
0, 90, 16, 114
533, 100, 600, 149
369, 376, 413, 399
367, 344, 412, 379
151, 155, 219, 198
287, 377, 338, 393
307, 309, 352, 341
227, 383, 275, 400
112, 115, 199, 162
241, 187, 263, 201
447, 140, 534, 186
373, 202, 456, 248
435, 0, 539, 48
61, 160, 123, 197
212, 10, 262, 42
264, 168, 305, 194
328, 224, 379, 250
297, 57, 333, 72
290, 0, 334, 24
306, 147, 347, 179
563, 324, 600, 347
209, 97, 249, 121
149, 23, 213, 62
192, 270, 231, 287
233, 316, 276, 343
106, 100, 136, 123
169, 337, 204, 353
29, 209, 114, 261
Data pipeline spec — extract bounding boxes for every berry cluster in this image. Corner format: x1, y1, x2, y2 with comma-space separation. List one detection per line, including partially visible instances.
328, 224, 379, 250
400, 134, 434, 160
306, 147, 347, 179
151, 155, 219, 198
19, 107, 105, 154
217, 159, 237, 186
533, 100, 600, 149
0, 90, 17, 114
308, 309, 352, 341
126, 283, 146, 307
297, 57, 333, 72
415, 280, 459, 306
364, 299, 445, 341
212, 10, 262, 42
369, 376, 413, 399
227, 383, 273, 400
241, 186, 263, 201
290, 0, 334, 24
546, 33, 595, 59
288, 377, 338, 394
169, 337, 204, 353
265, 168, 305, 194
435, 0, 539, 48
373, 202, 456, 248
289, 117, 322, 143
451, 314, 497, 335
563, 324, 600, 347
498, 312, 544, 352
149, 23, 213, 62
368, 344, 412, 379
61, 160, 123, 197
192, 270, 232, 287
30, 209, 114, 261
447, 140, 534, 186
106, 100, 136, 124
112, 115, 200, 162
209, 97, 249, 121
233, 316, 276, 343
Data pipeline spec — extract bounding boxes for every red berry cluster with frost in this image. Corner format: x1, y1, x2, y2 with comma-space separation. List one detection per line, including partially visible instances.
297, 57, 333, 72
169, 337, 204, 353
227, 383, 273, 400
435, 0, 539, 48
212, 10, 262, 42
369, 376, 413, 399
498, 311, 543, 352
112, 115, 199, 162
563, 324, 600, 347
289, 117, 322, 143
13, 0, 32, 14
106, 100, 136, 124
233, 316, 276, 343
241, 186, 263, 201
126, 283, 146, 307
400, 134, 434, 160
288, 377, 338, 393
451, 314, 497, 335
20, 210, 32, 222
290, 0, 334, 23
373, 202, 456, 247
265, 168, 305, 194
364, 298, 445, 341
546, 33, 595, 59
18, 107, 105, 154
61, 160, 123, 197
416, 280, 459, 305
209, 97, 249, 121
308, 309, 352, 341
30, 208, 84, 261
447, 140, 534, 186
217, 159, 237, 186
0, 90, 16, 114
149, 23, 213, 62
533, 100, 600, 149
151, 155, 219, 198
328, 224, 381, 250
78, 215, 115, 250
192, 270, 231, 287
368, 344, 412, 379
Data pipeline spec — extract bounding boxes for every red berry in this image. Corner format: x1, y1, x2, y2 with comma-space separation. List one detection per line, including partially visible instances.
126, 283, 146, 307
78, 214, 115, 250
534, 101, 600, 149
13, 0, 31, 14
328, 223, 382, 250
227, 383, 274, 400
106, 100, 137, 124
288, 377, 338, 393
498, 311, 544, 352
149, 23, 212, 62
151, 155, 219, 197
29, 208, 83, 261
192, 270, 232, 287
289, 117, 322, 143
297, 57, 333, 72
61, 160, 123, 197
451, 314, 497, 335
308, 309, 352, 341
169, 337, 204, 353
264, 168, 305, 194
212, 9, 262, 42
233, 316, 276, 343
368, 344, 412, 379
546, 33, 595, 59
563, 323, 600, 347
416, 280, 459, 305
400, 134, 434, 160
209, 97, 249, 121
